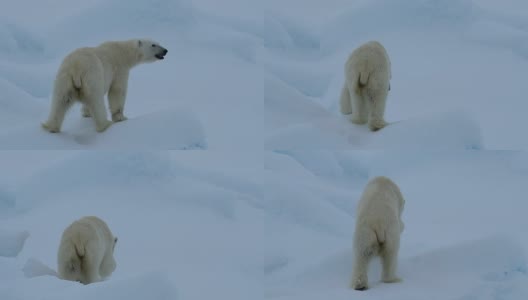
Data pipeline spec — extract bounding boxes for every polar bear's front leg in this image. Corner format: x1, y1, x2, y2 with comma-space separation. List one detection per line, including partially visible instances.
108, 73, 129, 122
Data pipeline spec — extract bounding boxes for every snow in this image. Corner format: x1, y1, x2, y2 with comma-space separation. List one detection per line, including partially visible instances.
263, 0, 528, 150
0, 0, 260, 150
0, 231, 29, 257
22, 258, 58, 279
262, 151, 528, 300
0, 108, 206, 150
1, 0, 528, 300
0, 151, 527, 299
1, 0, 526, 149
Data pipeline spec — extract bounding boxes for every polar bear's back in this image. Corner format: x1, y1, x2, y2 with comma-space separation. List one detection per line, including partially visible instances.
345, 41, 391, 82
55, 47, 104, 93
77, 216, 114, 246
60, 216, 114, 251
356, 176, 404, 223
59, 47, 100, 73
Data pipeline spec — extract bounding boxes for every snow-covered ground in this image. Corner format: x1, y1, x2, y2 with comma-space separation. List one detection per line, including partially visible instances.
0, 0, 261, 150
1, 151, 528, 300
1, 0, 528, 300
263, 0, 528, 150
1, 0, 527, 149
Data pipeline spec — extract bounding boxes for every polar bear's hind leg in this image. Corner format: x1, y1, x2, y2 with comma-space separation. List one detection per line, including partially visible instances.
42, 93, 75, 133
380, 237, 401, 283
350, 87, 368, 125
82, 104, 92, 118
84, 95, 112, 132
340, 84, 353, 115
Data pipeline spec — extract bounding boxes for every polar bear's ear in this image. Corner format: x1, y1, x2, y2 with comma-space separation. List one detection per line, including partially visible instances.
137, 40, 142, 47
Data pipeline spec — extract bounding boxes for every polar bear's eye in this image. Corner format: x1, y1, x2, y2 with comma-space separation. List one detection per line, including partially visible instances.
151, 44, 155, 47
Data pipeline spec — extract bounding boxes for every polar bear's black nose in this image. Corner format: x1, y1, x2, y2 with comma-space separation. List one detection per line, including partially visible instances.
162, 49, 168, 55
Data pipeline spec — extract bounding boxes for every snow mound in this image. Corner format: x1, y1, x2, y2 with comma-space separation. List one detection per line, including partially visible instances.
183, 20, 261, 63
23, 258, 58, 278
0, 61, 53, 99
14, 152, 174, 210
265, 58, 334, 98
263, 15, 319, 50
47, 272, 178, 300
73, 109, 207, 150
400, 236, 528, 298
266, 121, 352, 150
265, 74, 333, 130
0, 22, 45, 62
49, 0, 194, 46
0, 185, 16, 215
319, 0, 476, 52
367, 110, 483, 150
0, 78, 44, 126
261, 180, 352, 236
268, 236, 528, 299
266, 110, 482, 150
0, 230, 29, 257
0, 108, 207, 150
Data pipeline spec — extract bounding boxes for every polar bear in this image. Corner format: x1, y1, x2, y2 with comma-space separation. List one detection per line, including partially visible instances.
57, 216, 118, 284
340, 41, 391, 131
42, 39, 168, 133
351, 176, 405, 291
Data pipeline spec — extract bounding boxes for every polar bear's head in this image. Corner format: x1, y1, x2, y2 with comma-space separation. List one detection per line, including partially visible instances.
137, 39, 168, 63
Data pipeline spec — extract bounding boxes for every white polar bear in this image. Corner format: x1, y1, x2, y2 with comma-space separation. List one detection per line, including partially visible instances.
351, 176, 405, 291
340, 41, 391, 131
42, 39, 168, 133
57, 216, 118, 284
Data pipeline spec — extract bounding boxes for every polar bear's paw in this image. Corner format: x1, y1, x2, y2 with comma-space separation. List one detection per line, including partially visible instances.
82, 108, 92, 118
41, 122, 60, 133
351, 116, 368, 125
96, 120, 113, 133
351, 276, 369, 291
368, 119, 387, 132
351, 282, 368, 291
112, 112, 128, 122
382, 276, 402, 283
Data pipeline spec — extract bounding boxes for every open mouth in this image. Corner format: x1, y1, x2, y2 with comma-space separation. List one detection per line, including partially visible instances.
155, 54, 165, 60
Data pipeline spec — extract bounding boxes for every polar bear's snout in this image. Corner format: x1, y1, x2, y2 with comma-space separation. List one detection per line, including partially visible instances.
155, 47, 168, 60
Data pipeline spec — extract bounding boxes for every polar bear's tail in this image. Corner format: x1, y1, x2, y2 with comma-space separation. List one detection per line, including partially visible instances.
52, 71, 79, 104
74, 243, 85, 258
358, 70, 369, 87
71, 235, 86, 259
71, 73, 82, 90
373, 225, 386, 245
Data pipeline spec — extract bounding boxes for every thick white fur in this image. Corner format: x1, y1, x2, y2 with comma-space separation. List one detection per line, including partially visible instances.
340, 41, 392, 131
57, 216, 117, 284
351, 176, 405, 290
42, 39, 168, 133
